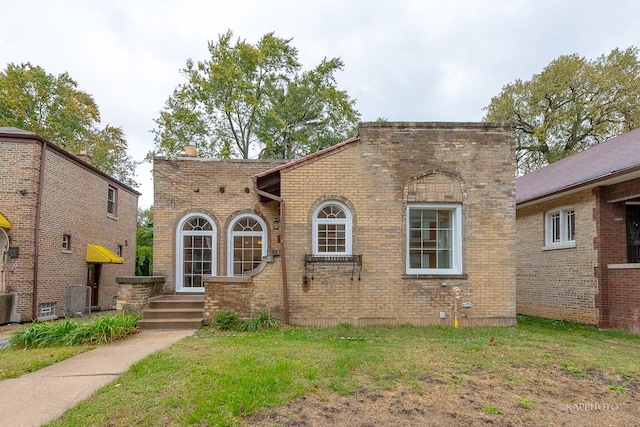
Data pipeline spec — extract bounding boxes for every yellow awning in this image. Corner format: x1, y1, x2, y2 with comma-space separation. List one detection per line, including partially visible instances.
86, 244, 124, 264
0, 213, 10, 229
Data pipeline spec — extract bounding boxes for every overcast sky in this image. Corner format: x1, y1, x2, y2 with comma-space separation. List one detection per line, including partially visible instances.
2, 0, 639, 208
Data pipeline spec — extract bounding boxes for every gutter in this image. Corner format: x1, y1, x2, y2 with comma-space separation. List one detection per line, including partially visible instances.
32, 140, 47, 318
253, 177, 290, 324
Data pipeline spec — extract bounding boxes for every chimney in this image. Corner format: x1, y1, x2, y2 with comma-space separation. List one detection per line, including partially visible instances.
76, 150, 92, 165
183, 145, 198, 157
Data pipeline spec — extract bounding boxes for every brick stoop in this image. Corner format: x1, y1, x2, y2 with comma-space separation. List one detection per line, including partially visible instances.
137, 295, 205, 329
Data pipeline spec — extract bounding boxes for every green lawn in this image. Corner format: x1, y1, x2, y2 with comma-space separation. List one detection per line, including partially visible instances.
45, 316, 640, 426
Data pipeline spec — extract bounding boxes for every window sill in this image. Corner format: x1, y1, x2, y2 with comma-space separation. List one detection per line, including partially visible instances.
402, 273, 468, 280
62, 249, 73, 254
607, 263, 640, 270
107, 214, 118, 220
542, 242, 576, 251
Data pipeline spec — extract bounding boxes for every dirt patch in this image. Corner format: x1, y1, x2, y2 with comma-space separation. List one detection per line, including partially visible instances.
244, 366, 639, 426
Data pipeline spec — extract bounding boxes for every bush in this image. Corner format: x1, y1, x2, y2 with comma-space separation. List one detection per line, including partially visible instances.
9, 313, 140, 349
238, 309, 281, 332
214, 310, 240, 330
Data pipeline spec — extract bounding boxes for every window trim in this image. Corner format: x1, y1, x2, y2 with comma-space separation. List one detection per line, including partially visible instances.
405, 203, 463, 275
227, 213, 268, 276
62, 234, 71, 252
107, 185, 117, 217
312, 200, 353, 256
544, 206, 576, 249
175, 213, 217, 292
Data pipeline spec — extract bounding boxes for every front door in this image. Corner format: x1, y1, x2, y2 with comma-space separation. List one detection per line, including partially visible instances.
87, 263, 101, 307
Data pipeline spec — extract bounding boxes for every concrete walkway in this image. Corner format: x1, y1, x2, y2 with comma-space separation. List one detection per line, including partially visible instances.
0, 329, 194, 427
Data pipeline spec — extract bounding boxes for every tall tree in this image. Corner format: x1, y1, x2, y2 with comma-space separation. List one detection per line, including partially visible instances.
150, 30, 360, 160
136, 206, 153, 276
0, 63, 138, 186
484, 47, 640, 173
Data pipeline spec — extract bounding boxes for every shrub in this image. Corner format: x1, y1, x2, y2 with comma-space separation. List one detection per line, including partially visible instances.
238, 309, 281, 332
9, 313, 139, 348
214, 310, 240, 330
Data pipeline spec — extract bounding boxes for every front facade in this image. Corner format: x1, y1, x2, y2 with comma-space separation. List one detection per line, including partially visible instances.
154, 122, 516, 326
0, 128, 138, 322
516, 128, 640, 333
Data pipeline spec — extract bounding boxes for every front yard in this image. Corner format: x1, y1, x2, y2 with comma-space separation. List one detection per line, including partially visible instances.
43, 316, 639, 426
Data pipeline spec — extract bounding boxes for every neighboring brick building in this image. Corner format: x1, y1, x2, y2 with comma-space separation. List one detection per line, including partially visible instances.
154, 122, 516, 327
516, 128, 640, 333
0, 127, 139, 322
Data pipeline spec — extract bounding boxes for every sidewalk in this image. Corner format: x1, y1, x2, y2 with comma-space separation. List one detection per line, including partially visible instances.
0, 329, 194, 427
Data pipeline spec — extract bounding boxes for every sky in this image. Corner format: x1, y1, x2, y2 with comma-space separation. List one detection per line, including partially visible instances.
1, 0, 639, 209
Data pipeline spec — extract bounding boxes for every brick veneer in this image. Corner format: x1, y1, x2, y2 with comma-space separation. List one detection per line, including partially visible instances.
154, 122, 517, 327
1, 133, 138, 321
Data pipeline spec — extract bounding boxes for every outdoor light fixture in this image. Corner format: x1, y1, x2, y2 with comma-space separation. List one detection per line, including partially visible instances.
273, 214, 280, 230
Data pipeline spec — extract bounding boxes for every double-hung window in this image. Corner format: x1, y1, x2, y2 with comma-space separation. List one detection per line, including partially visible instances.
107, 186, 117, 216
545, 207, 575, 247
406, 204, 462, 275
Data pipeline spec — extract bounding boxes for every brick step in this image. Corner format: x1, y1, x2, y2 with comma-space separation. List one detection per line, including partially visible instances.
137, 318, 204, 330
142, 308, 204, 320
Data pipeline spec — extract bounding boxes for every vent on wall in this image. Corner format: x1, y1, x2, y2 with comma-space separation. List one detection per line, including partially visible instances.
38, 302, 56, 318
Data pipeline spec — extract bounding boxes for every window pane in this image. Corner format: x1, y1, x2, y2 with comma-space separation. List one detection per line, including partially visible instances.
438, 249, 452, 269
438, 230, 451, 249
567, 210, 575, 241
438, 210, 451, 228
408, 207, 458, 272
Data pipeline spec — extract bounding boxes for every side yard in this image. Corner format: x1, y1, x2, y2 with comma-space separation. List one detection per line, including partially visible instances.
44, 316, 639, 426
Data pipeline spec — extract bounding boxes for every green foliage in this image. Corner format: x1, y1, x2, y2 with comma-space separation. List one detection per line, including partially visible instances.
214, 310, 240, 330
519, 398, 533, 409
484, 47, 640, 173
0, 63, 138, 186
0, 345, 92, 380
9, 313, 139, 348
482, 405, 502, 415
135, 206, 153, 276
608, 384, 628, 393
238, 309, 282, 332
150, 30, 360, 160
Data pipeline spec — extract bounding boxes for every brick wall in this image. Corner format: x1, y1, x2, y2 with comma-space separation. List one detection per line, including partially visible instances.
516, 189, 599, 324
281, 122, 516, 326
37, 147, 137, 317
0, 135, 138, 320
0, 138, 40, 319
153, 158, 287, 293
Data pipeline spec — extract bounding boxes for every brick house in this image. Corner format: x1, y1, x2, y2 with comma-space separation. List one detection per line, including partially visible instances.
0, 127, 139, 322
153, 122, 516, 327
516, 128, 640, 333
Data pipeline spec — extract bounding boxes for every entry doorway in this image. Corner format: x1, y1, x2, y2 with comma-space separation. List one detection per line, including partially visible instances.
87, 263, 101, 307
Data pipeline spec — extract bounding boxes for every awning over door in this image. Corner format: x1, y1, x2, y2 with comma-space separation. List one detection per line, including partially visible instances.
0, 213, 11, 229
86, 244, 124, 264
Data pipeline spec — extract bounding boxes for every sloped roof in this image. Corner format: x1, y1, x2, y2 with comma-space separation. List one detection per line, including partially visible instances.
516, 128, 640, 205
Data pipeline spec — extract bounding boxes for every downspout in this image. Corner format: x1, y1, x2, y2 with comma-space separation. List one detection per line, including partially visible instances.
253, 178, 290, 324
32, 140, 47, 319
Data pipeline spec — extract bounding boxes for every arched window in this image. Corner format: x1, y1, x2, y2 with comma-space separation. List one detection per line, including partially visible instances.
227, 214, 267, 276
312, 201, 352, 255
176, 214, 216, 292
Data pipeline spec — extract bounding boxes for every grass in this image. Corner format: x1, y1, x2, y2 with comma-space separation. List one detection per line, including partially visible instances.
45, 315, 640, 427
0, 345, 94, 380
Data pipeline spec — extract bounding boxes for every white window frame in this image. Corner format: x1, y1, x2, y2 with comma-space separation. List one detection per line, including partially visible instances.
545, 207, 576, 248
107, 185, 117, 216
175, 213, 217, 292
62, 234, 71, 251
227, 213, 268, 276
312, 200, 352, 256
406, 204, 463, 275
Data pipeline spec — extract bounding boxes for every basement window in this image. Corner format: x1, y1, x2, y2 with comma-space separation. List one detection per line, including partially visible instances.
38, 302, 57, 319
62, 234, 71, 252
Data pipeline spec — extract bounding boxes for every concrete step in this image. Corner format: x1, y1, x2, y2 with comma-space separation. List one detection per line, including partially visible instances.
149, 299, 204, 309
142, 308, 204, 320
137, 318, 204, 330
